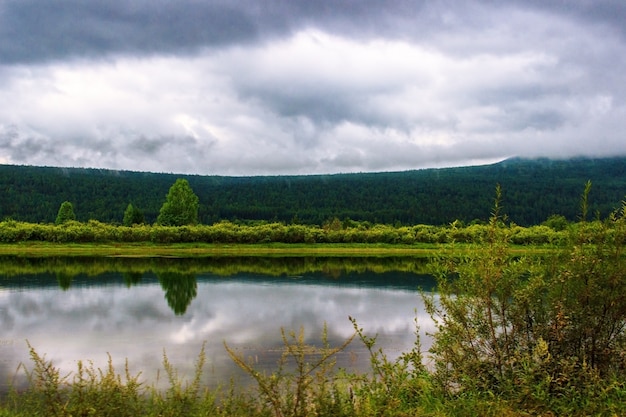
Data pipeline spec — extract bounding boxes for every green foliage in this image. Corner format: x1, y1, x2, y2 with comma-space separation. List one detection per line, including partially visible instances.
543, 213, 568, 231
55, 201, 75, 225
0, 218, 571, 245
225, 324, 356, 417
123, 203, 145, 226
66, 355, 143, 417
347, 315, 433, 415
426, 185, 529, 394
2, 157, 626, 226
6, 342, 217, 417
147, 343, 216, 416
424, 184, 626, 414
157, 179, 199, 226
8, 341, 144, 417
543, 201, 626, 377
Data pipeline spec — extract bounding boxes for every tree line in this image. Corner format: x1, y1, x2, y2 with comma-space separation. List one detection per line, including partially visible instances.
55, 178, 199, 227
1, 156, 625, 226
0, 178, 575, 245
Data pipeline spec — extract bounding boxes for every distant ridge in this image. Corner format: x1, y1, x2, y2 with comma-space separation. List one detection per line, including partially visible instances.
1, 157, 625, 226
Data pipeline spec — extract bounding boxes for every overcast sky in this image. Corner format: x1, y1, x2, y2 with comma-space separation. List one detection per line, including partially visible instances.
1, 0, 625, 175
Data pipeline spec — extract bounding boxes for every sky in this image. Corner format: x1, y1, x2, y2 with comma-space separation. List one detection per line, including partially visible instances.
0, 0, 625, 176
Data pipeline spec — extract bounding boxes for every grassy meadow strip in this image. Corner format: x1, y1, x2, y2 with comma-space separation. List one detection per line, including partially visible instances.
0, 241, 555, 258
0, 241, 443, 257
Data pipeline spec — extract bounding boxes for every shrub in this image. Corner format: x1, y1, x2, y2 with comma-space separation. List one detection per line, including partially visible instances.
225, 324, 356, 417
425, 184, 626, 413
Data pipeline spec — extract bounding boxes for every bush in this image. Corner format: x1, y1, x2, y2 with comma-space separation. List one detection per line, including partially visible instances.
425, 185, 626, 413
225, 324, 355, 417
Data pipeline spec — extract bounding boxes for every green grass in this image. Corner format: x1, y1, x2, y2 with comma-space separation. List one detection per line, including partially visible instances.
3, 325, 624, 417
0, 241, 556, 258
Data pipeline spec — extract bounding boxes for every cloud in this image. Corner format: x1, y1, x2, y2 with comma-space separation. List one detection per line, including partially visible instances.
0, 0, 261, 64
0, 0, 625, 175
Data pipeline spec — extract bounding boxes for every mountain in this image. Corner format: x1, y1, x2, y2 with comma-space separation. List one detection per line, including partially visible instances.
0, 157, 624, 226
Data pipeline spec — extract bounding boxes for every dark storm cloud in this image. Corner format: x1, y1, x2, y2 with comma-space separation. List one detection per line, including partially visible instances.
0, 0, 423, 64
0, 0, 625, 174
517, 0, 626, 36
0, 0, 588, 63
2, 0, 625, 62
0, 0, 259, 63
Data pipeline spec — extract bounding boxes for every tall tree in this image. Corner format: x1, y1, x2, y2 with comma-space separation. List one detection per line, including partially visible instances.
55, 201, 76, 224
123, 203, 144, 226
157, 179, 199, 226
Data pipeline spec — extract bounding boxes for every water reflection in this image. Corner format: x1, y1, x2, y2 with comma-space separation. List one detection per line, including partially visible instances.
56, 272, 73, 291
157, 272, 198, 315
0, 255, 432, 280
123, 271, 143, 287
0, 256, 437, 393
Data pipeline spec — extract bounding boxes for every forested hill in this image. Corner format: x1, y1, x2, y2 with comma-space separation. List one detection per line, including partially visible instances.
1, 157, 625, 226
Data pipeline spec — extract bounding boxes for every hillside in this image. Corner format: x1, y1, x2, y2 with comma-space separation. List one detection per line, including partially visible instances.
0, 157, 624, 226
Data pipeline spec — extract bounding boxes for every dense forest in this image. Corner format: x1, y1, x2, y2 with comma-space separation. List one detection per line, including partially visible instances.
0, 156, 625, 226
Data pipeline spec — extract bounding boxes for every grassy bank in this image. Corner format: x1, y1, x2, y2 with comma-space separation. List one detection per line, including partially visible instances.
0, 241, 558, 259
0, 241, 443, 257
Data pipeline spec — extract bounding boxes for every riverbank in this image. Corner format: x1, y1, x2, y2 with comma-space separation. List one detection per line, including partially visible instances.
0, 241, 557, 257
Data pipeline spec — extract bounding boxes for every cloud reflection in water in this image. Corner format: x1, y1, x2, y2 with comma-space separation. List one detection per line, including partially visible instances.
0, 271, 435, 391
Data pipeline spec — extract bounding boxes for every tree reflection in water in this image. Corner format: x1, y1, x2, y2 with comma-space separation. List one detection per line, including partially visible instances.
157, 272, 198, 315
0, 255, 433, 315
56, 272, 74, 290
122, 272, 143, 287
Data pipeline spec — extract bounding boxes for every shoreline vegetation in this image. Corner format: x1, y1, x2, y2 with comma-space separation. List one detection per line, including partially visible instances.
0, 216, 572, 249
0, 241, 557, 257
2, 187, 626, 416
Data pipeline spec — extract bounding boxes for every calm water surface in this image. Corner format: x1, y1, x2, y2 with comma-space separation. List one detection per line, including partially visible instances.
0, 256, 437, 392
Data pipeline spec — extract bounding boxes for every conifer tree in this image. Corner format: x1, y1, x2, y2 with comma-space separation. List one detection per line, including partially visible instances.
157, 179, 199, 226
123, 203, 144, 226
55, 201, 76, 224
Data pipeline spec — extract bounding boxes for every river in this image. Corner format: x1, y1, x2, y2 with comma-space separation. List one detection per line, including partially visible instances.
0, 256, 437, 393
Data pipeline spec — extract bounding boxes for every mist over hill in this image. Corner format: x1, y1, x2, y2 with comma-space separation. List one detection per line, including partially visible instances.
1, 157, 624, 226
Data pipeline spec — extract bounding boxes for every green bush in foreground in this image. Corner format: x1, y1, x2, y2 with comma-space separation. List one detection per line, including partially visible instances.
425, 184, 626, 415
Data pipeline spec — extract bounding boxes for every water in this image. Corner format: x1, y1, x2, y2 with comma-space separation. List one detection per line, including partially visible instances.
0, 256, 437, 392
